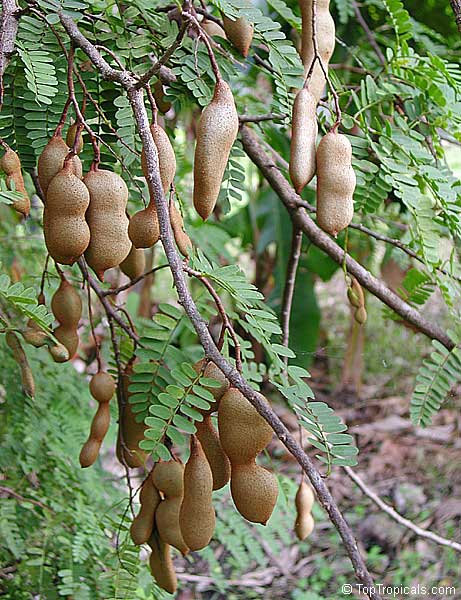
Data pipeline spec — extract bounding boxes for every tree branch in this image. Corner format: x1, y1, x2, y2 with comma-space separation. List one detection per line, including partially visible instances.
351, 0, 386, 66
344, 466, 461, 553
450, 0, 461, 33
0, 0, 20, 107
239, 125, 453, 350
281, 226, 303, 361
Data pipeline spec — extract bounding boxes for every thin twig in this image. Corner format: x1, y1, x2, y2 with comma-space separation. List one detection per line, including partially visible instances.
102, 264, 169, 296
0, 485, 52, 512
344, 466, 461, 553
351, 0, 386, 66
281, 226, 303, 367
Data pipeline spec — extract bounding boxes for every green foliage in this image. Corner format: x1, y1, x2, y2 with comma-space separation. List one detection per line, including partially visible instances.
0, 274, 53, 330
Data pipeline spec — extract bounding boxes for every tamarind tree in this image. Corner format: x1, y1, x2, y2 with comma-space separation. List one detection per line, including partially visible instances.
0, 0, 460, 598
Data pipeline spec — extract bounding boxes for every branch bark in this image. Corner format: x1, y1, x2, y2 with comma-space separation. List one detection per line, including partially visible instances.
0, 0, 19, 107
239, 125, 453, 350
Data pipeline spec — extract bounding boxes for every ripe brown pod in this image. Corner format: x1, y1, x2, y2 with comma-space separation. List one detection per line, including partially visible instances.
218, 387, 273, 464
193, 359, 230, 415
153, 80, 172, 115
66, 123, 84, 154
120, 244, 146, 280
170, 202, 192, 258
53, 325, 79, 358
48, 342, 70, 363
230, 463, 278, 524
289, 88, 318, 193
299, 0, 335, 101
5, 331, 35, 398
0, 148, 30, 217
51, 278, 82, 329
222, 15, 254, 57
179, 435, 215, 551
153, 460, 189, 555
316, 131, 355, 237
193, 79, 239, 220
130, 474, 161, 545
84, 168, 131, 280
147, 531, 177, 594
79, 402, 110, 468
294, 479, 315, 540
43, 161, 90, 265
90, 371, 116, 403
196, 415, 231, 490
141, 123, 176, 195
128, 202, 160, 249
202, 20, 227, 38
38, 135, 83, 195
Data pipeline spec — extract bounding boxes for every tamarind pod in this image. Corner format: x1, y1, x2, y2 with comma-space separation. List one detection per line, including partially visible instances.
222, 15, 254, 56
89, 371, 116, 403
117, 369, 148, 468
152, 460, 184, 498
299, 0, 335, 101
53, 325, 79, 359
48, 342, 70, 363
5, 331, 35, 398
193, 359, 230, 415
196, 415, 231, 490
230, 462, 278, 524
354, 306, 367, 325
193, 79, 239, 220
38, 136, 83, 195
316, 131, 355, 237
84, 169, 131, 280
66, 124, 84, 154
294, 479, 315, 540
79, 437, 102, 468
202, 20, 227, 38
347, 276, 364, 309
156, 498, 189, 555
130, 475, 161, 545
51, 278, 82, 328
23, 327, 48, 348
170, 202, 192, 258
179, 435, 215, 551
141, 124, 176, 195
147, 531, 177, 594
44, 162, 90, 264
289, 88, 318, 193
120, 244, 146, 280
128, 202, 160, 249
0, 149, 30, 217
218, 387, 273, 464
153, 80, 172, 115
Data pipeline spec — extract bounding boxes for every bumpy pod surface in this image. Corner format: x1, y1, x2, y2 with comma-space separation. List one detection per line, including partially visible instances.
79, 402, 110, 467
170, 202, 192, 258
66, 124, 84, 154
299, 0, 335, 101
130, 474, 161, 545
193, 79, 239, 220
218, 387, 273, 464
196, 415, 231, 490
230, 463, 278, 524
222, 15, 254, 56
147, 531, 177, 594
128, 202, 160, 249
0, 149, 30, 217
153, 460, 189, 555
51, 279, 82, 329
5, 331, 35, 398
202, 20, 227, 38
179, 436, 216, 551
289, 89, 318, 193
44, 163, 90, 264
116, 366, 148, 468
294, 479, 315, 540
193, 359, 230, 415
38, 136, 82, 195
90, 371, 116, 403
120, 244, 146, 280
316, 131, 355, 236
84, 169, 131, 279
141, 123, 176, 195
